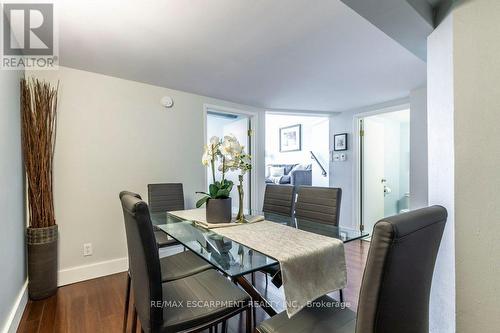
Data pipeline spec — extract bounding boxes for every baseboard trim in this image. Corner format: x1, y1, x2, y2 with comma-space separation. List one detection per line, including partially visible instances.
58, 257, 128, 286
2, 280, 28, 333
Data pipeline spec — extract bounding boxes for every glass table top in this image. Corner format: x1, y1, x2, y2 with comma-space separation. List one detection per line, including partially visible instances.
152, 210, 368, 278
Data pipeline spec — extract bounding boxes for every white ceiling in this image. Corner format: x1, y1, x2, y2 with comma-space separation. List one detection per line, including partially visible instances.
56, 0, 426, 112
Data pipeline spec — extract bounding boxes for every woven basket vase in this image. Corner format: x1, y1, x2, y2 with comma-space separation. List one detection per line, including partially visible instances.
27, 225, 58, 300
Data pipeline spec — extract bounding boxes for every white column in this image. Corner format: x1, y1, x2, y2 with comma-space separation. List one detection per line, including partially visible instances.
454, 1, 500, 331
427, 14, 456, 333
428, 1, 500, 331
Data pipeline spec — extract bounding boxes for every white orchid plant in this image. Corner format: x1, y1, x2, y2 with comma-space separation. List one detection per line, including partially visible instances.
196, 134, 252, 208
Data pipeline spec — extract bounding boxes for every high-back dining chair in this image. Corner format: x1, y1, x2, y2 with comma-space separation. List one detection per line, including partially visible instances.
259, 184, 296, 287
119, 191, 211, 333
148, 183, 185, 213
294, 186, 342, 225
147, 183, 184, 248
120, 190, 177, 249
120, 193, 252, 333
262, 184, 296, 216
256, 205, 448, 333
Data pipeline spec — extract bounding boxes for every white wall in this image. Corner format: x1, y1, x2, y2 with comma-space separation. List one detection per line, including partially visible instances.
409, 85, 428, 209
0, 69, 27, 332
453, 0, 500, 331
310, 118, 330, 187
427, 14, 455, 333
27, 67, 264, 285
329, 110, 356, 229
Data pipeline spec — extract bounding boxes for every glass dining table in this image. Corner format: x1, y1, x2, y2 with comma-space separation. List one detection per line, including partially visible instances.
151, 210, 368, 316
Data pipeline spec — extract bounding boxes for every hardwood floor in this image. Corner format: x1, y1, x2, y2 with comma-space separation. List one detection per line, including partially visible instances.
17, 240, 369, 333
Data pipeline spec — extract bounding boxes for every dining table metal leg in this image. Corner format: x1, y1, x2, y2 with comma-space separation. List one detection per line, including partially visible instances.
131, 306, 138, 333
233, 275, 277, 317
246, 306, 252, 333
123, 273, 131, 333
252, 305, 256, 329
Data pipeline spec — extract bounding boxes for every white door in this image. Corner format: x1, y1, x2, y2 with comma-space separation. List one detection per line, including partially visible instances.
361, 117, 385, 234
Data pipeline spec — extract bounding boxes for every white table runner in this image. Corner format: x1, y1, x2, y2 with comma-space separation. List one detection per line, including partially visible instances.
169, 208, 264, 228
216, 221, 346, 317
170, 209, 347, 318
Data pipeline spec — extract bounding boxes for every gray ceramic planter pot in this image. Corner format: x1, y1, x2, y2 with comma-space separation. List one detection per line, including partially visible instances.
206, 198, 232, 223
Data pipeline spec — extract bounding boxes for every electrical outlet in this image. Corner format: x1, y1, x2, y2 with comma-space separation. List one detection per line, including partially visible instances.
83, 243, 93, 256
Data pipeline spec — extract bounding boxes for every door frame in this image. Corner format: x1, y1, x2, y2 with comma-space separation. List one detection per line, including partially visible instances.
352, 103, 410, 233
203, 104, 263, 212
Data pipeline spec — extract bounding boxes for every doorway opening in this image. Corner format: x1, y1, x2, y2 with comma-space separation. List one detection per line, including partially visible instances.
265, 113, 330, 187
358, 109, 410, 236
206, 109, 252, 212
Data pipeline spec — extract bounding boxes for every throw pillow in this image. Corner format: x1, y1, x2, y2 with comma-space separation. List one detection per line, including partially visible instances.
269, 166, 285, 177
291, 164, 309, 172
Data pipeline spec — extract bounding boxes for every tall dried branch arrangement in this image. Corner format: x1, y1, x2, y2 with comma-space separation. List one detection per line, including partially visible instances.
21, 78, 58, 228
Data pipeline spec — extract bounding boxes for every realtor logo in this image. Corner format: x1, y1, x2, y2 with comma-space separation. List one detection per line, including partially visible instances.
1, 2, 58, 69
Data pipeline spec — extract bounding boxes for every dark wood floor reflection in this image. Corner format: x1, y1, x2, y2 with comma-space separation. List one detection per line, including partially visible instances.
18, 240, 369, 333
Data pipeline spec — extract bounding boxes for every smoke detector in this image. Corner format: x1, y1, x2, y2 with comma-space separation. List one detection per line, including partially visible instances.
160, 96, 174, 108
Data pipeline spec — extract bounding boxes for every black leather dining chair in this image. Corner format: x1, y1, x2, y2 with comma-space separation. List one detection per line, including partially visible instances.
120, 193, 252, 333
256, 205, 448, 333
148, 183, 185, 212
121, 190, 175, 249
259, 185, 296, 286
148, 183, 185, 248
120, 191, 212, 333
295, 186, 342, 225
261, 186, 342, 289
294, 186, 344, 300
262, 184, 296, 216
